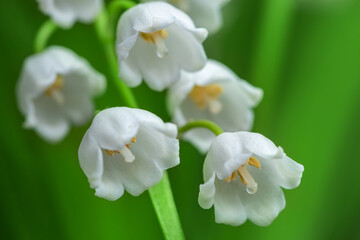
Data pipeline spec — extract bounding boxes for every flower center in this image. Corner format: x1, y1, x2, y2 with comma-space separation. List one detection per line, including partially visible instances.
104, 137, 136, 163
44, 74, 65, 105
225, 157, 261, 194
189, 84, 224, 114
140, 29, 169, 58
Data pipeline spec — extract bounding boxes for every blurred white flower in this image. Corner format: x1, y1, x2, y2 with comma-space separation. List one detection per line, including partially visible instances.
78, 107, 180, 201
141, 0, 229, 33
17, 46, 106, 143
167, 60, 262, 153
36, 0, 103, 28
198, 132, 304, 226
116, 2, 208, 91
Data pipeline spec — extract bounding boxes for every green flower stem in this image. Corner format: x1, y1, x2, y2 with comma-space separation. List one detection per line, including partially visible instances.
95, 9, 138, 108
108, 0, 137, 18
148, 172, 185, 240
34, 20, 58, 53
95, 7, 185, 240
178, 120, 224, 136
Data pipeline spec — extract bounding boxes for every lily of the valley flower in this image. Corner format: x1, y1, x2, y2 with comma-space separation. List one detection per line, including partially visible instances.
17, 46, 106, 143
198, 132, 304, 226
141, 0, 230, 33
167, 60, 262, 153
36, 0, 103, 28
78, 107, 180, 201
116, 2, 208, 91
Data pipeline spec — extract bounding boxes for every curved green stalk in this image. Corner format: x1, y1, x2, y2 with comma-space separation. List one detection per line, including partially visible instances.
108, 0, 137, 17
34, 20, 58, 53
95, 8, 185, 240
95, 8, 138, 108
178, 120, 224, 136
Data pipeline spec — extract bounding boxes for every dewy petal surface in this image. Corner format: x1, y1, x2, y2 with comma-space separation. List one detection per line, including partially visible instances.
198, 131, 304, 226
116, 2, 208, 91
36, 0, 103, 28
78, 107, 180, 201
17, 46, 105, 143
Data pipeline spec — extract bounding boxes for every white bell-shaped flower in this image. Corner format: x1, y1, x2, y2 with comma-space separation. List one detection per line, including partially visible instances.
141, 0, 229, 33
36, 0, 103, 28
78, 107, 180, 201
116, 2, 208, 91
17, 46, 106, 143
167, 60, 262, 153
198, 132, 304, 226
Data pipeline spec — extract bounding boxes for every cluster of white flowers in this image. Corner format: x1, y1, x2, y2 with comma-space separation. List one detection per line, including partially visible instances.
17, 0, 303, 228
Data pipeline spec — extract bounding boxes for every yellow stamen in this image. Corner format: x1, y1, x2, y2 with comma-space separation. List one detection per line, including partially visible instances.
248, 157, 261, 169
225, 157, 261, 194
104, 137, 137, 162
44, 74, 65, 104
105, 150, 121, 157
189, 84, 223, 114
140, 29, 169, 58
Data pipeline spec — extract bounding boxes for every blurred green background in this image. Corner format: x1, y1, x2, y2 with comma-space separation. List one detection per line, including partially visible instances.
1, 0, 360, 239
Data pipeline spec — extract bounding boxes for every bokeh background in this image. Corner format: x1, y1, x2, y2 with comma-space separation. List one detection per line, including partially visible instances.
1, 0, 360, 239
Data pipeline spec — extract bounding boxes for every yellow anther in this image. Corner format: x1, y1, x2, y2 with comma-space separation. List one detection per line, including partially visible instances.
44, 74, 65, 104
140, 30, 169, 58
140, 30, 168, 43
225, 157, 261, 194
189, 84, 223, 113
247, 157, 261, 169
106, 137, 137, 157
105, 150, 121, 157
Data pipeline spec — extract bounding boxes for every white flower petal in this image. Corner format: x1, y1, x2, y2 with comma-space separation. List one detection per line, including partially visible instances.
198, 173, 216, 209
262, 149, 304, 189
213, 179, 247, 226
203, 132, 251, 180
141, 0, 229, 33
29, 95, 69, 142
79, 133, 125, 201
89, 108, 139, 150
240, 166, 286, 226
36, 0, 103, 28
234, 132, 283, 159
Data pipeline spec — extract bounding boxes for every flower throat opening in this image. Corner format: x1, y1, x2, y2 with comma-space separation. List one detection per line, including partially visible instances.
105, 137, 137, 163
44, 74, 64, 105
225, 157, 261, 194
189, 84, 224, 114
140, 29, 169, 58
